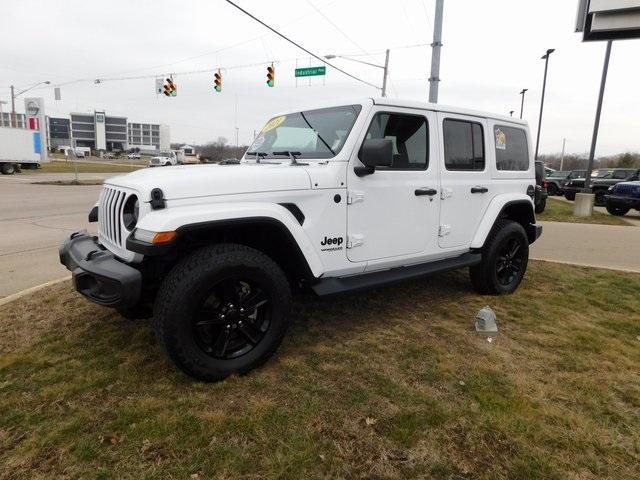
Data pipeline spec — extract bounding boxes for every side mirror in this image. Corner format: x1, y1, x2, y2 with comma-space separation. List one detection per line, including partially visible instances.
355, 138, 393, 177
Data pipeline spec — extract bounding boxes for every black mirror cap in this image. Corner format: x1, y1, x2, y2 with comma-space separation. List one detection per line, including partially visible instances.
360, 138, 393, 168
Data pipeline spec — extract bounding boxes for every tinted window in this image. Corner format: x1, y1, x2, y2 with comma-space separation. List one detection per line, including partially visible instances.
613, 170, 632, 179
443, 119, 484, 171
494, 125, 529, 171
361, 113, 428, 169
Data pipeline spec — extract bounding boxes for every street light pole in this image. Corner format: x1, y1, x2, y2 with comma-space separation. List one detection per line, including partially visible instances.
324, 52, 390, 97
534, 49, 555, 160
428, 0, 445, 103
519, 88, 528, 119
560, 138, 566, 171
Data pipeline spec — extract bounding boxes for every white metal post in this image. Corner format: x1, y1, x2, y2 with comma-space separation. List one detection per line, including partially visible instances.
428, 0, 444, 103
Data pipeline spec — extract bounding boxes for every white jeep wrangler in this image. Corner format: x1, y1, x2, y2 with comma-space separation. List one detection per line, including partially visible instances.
60, 98, 542, 381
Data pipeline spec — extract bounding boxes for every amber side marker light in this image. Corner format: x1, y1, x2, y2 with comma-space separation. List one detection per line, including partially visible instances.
152, 231, 177, 244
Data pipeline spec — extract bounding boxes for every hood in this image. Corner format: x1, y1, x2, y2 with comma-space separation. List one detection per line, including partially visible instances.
106, 163, 312, 200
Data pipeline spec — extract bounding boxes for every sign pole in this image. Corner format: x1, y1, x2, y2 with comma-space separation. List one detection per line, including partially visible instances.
584, 40, 612, 190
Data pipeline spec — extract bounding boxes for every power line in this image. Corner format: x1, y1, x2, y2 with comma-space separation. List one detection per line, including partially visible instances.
224, 0, 379, 91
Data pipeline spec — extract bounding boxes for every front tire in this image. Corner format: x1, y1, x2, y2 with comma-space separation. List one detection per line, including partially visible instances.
470, 219, 529, 295
154, 244, 292, 382
594, 190, 607, 207
535, 197, 546, 214
564, 192, 576, 201
606, 204, 630, 216
547, 184, 558, 196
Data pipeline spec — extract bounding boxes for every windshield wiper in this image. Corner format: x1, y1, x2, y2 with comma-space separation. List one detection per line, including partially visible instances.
246, 151, 267, 163
273, 151, 306, 166
300, 111, 335, 156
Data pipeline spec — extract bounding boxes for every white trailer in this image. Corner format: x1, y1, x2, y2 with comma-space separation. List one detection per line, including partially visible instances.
0, 126, 43, 174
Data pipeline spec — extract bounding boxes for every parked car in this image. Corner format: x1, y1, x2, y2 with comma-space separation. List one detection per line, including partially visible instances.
605, 181, 640, 216
149, 151, 178, 167
127, 153, 141, 159
591, 168, 640, 206
60, 98, 542, 381
544, 170, 570, 196
563, 169, 604, 201
534, 161, 548, 213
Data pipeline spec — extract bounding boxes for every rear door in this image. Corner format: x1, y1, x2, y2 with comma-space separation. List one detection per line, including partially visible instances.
437, 113, 492, 249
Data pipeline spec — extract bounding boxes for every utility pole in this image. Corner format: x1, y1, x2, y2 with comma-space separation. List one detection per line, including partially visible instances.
428, 0, 444, 103
560, 138, 566, 171
584, 40, 612, 190
519, 88, 528, 119
534, 49, 555, 160
381, 49, 390, 97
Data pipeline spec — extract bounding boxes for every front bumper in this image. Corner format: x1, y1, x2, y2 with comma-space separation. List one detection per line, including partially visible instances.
59, 231, 141, 308
605, 194, 640, 209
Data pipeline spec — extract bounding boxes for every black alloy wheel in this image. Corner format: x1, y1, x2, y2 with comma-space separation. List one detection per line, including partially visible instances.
495, 237, 525, 287
193, 278, 270, 359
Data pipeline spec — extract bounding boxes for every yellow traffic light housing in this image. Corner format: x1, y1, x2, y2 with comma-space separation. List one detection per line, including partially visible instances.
214, 70, 222, 92
266, 64, 275, 87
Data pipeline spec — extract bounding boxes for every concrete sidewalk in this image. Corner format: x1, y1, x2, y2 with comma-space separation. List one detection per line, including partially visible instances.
531, 221, 640, 273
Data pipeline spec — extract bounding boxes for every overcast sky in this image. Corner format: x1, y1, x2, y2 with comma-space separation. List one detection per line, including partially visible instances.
1, 0, 639, 155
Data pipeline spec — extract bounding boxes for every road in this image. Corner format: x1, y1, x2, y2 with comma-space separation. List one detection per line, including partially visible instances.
0, 173, 116, 298
1, 172, 639, 298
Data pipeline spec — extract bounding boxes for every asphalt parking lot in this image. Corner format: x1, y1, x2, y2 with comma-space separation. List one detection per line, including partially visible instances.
0, 173, 116, 297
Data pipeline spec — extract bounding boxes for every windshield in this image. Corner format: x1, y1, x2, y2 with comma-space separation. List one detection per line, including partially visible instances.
548, 171, 568, 178
246, 105, 362, 159
596, 170, 614, 178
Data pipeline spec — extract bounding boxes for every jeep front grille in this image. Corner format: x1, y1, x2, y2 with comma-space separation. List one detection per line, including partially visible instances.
98, 186, 137, 261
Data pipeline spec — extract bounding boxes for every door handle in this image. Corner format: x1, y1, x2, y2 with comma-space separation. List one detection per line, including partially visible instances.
415, 188, 438, 196
471, 186, 488, 194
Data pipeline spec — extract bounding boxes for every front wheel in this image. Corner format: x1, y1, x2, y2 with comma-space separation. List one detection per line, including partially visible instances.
535, 197, 546, 214
564, 192, 576, 201
606, 204, 630, 216
470, 219, 529, 295
154, 244, 292, 382
547, 184, 558, 196
594, 190, 607, 207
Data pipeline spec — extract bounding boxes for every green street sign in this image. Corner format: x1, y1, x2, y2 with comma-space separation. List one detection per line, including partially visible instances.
295, 66, 326, 77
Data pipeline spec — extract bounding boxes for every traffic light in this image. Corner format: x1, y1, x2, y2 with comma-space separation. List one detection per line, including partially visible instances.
266, 64, 275, 87
163, 77, 177, 97
214, 70, 222, 92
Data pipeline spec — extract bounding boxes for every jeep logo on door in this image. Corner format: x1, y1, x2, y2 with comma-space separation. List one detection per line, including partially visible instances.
320, 236, 343, 252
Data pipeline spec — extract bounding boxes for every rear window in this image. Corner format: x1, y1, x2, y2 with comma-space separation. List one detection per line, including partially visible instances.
494, 125, 529, 171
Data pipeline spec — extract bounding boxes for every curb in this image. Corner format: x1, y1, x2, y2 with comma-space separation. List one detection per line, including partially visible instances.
0, 276, 71, 307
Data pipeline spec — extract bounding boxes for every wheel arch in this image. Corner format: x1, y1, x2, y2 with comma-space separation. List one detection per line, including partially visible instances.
471, 196, 538, 249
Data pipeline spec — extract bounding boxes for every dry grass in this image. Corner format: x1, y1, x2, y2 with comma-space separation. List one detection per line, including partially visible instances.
538, 197, 629, 226
1, 262, 639, 479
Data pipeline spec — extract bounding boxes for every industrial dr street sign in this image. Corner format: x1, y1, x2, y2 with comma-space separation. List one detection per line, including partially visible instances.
295, 66, 326, 77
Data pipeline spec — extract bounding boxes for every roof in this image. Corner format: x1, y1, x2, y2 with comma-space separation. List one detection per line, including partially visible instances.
275, 97, 528, 126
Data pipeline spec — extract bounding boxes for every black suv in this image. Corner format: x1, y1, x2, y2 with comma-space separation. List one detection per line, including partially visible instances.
561, 170, 588, 200
534, 161, 548, 213
544, 169, 586, 196
591, 169, 640, 206
605, 181, 640, 216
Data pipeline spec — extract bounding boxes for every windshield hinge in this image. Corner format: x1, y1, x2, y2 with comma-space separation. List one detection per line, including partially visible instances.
438, 225, 451, 237
347, 234, 364, 249
347, 190, 364, 205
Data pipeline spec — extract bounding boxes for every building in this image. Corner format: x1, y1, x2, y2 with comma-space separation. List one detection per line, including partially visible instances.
0, 112, 26, 128
47, 110, 170, 153
46, 117, 71, 149
127, 122, 170, 152
181, 144, 196, 156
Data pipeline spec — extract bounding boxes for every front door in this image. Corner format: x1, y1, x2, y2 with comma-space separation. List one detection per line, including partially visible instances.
346, 108, 440, 264
437, 113, 492, 248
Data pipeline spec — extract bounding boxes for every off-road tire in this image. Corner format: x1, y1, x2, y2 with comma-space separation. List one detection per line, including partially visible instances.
534, 197, 546, 214
153, 243, 292, 382
1, 163, 15, 175
564, 192, 576, 201
594, 190, 607, 207
547, 184, 558, 196
469, 219, 529, 295
606, 204, 630, 216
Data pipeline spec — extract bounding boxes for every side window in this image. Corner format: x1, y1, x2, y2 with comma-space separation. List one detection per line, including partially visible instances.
443, 119, 485, 171
613, 170, 629, 179
361, 112, 428, 169
494, 125, 529, 171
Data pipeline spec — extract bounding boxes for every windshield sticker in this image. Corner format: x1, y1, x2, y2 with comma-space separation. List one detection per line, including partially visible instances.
495, 128, 506, 150
262, 115, 286, 133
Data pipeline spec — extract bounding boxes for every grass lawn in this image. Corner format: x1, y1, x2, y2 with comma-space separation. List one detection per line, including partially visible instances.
27, 161, 143, 174
1, 262, 639, 479
538, 197, 629, 226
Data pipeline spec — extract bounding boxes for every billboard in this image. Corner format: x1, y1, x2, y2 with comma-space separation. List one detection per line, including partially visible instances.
576, 0, 640, 41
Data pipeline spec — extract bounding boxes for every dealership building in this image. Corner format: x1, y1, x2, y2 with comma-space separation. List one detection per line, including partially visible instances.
46, 110, 170, 153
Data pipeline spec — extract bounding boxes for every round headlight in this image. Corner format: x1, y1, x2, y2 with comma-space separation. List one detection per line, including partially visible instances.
123, 194, 139, 230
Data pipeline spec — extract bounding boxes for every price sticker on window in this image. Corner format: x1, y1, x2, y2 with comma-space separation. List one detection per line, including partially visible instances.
262, 116, 286, 133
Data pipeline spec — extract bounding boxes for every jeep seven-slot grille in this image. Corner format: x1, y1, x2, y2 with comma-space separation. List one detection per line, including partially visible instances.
614, 184, 639, 196
98, 186, 128, 251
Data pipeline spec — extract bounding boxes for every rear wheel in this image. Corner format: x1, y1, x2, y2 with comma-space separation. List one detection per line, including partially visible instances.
535, 197, 546, 214
470, 219, 529, 295
606, 204, 630, 216
1, 163, 15, 175
154, 243, 292, 382
564, 192, 576, 201
594, 190, 607, 206
547, 183, 558, 196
